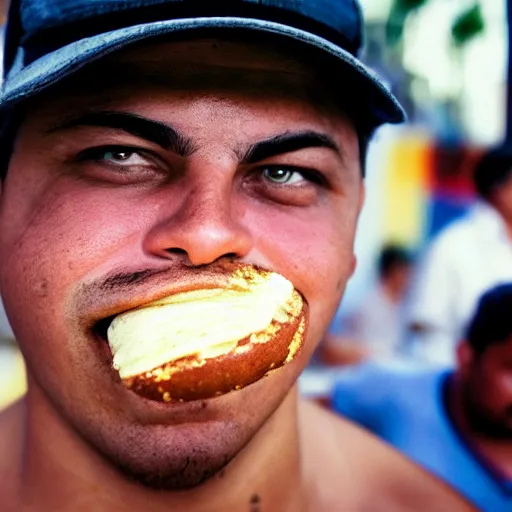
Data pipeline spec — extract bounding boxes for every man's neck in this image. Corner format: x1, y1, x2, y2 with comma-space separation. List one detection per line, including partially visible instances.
4, 384, 306, 512
447, 377, 512, 481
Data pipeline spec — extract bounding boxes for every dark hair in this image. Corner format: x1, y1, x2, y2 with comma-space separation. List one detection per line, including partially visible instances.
473, 146, 512, 199
0, 109, 21, 180
377, 244, 412, 278
466, 283, 512, 355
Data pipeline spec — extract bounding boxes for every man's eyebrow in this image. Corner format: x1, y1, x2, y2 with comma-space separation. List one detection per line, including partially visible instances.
46, 111, 197, 156
241, 131, 342, 164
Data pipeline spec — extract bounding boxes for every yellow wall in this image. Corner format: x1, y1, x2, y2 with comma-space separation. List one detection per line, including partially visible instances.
382, 133, 431, 247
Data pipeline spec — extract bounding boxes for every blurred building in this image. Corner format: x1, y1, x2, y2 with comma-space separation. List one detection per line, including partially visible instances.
361, 0, 506, 144
342, 0, 507, 317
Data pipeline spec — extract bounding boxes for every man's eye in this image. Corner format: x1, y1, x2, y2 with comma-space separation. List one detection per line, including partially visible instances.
262, 167, 305, 185
73, 146, 167, 184
95, 149, 149, 167
76, 146, 157, 168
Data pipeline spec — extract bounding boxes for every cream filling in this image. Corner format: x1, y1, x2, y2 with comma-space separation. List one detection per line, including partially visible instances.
107, 272, 295, 379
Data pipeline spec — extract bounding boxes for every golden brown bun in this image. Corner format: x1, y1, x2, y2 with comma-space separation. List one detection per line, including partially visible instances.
123, 291, 307, 402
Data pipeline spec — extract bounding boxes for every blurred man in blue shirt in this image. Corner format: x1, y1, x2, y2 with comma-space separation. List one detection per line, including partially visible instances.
332, 283, 512, 512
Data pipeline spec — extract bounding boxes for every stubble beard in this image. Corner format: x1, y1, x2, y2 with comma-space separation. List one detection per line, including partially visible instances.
462, 388, 512, 440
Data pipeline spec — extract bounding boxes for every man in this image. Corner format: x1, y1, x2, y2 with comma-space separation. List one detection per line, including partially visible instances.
0, 1, 475, 511
320, 244, 413, 365
332, 283, 512, 511
407, 147, 512, 365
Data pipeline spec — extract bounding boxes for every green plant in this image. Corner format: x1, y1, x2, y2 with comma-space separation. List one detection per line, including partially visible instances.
386, 0, 485, 49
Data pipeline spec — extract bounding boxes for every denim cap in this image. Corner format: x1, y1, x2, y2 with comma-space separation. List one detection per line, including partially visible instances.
1, 0, 406, 128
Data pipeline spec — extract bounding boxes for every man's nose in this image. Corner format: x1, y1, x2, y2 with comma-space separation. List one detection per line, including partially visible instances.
143, 180, 254, 267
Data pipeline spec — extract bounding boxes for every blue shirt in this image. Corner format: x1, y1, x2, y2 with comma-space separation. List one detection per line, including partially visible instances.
331, 364, 512, 511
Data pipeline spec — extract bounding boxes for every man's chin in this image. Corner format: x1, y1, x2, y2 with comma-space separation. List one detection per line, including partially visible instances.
93, 419, 245, 491
76, 375, 293, 492
41, 342, 302, 490
115, 448, 230, 491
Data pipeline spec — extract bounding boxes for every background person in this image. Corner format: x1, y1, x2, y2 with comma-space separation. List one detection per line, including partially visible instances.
332, 283, 512, 512
319, 244, 413, 366
406, 147, 512, 365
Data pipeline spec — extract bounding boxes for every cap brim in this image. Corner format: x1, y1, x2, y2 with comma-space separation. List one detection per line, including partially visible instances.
1, 17, 406, 127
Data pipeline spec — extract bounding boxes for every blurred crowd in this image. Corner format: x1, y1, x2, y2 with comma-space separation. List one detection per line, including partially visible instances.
320, 146, 512, 369
301, 146, 512, 510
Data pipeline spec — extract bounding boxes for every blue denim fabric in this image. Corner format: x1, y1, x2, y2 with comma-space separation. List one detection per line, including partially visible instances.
1, 0, 405, 128
19, 0, 361, 45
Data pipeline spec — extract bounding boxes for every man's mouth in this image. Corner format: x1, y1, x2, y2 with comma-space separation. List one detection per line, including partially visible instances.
93, 315, 116, 343
92, 265, 307, 403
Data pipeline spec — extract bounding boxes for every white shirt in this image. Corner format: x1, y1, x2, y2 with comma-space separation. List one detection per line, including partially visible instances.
407, 202, 512, 365
347, 286, 403, 359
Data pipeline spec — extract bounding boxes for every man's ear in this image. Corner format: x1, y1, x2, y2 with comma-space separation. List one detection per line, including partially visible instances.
456, 341, 475, 376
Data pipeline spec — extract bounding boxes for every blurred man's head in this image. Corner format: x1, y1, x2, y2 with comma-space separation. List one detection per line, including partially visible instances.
377, 244, 413, 301
473, 147, 512, 222
456, 283, 512, 438
0, 0, 404, 491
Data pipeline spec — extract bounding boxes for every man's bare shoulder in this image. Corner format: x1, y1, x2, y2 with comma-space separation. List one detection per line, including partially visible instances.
299, 399, 475, 512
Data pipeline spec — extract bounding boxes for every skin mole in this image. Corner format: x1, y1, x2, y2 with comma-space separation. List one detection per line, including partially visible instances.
250, 493, 261, 511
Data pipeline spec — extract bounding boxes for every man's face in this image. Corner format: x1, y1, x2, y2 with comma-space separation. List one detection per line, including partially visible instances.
386, 262, 412, 300
0, 38, 363, 488
462, 338, 512, 438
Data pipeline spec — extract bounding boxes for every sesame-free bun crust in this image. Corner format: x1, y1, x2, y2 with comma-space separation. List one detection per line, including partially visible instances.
108, 264, 308, 403
124, 302, 307, 402
123, 289, 307, 403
